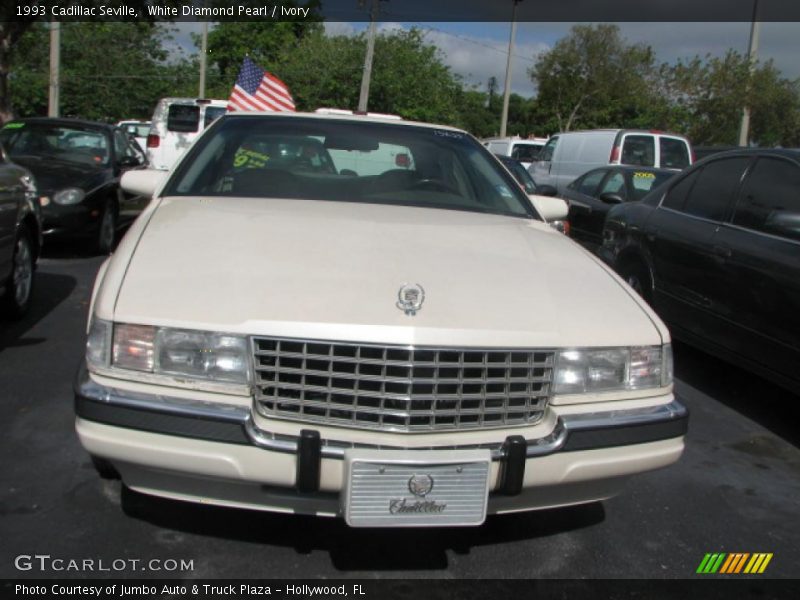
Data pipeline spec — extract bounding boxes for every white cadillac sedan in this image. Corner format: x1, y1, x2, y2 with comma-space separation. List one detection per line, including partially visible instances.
75, 112, 687, 527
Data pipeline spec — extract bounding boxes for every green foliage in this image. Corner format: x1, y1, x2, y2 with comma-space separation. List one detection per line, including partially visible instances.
661, 51, 800, 146
202, 4, 322, 96
9, 22, 197, 122
530, 24, 800, 146
6, 16, 800, 147
274, 28, 463, 123
530, 24, 659, 133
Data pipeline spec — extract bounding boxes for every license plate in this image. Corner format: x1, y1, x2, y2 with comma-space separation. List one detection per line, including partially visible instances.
343, 449, 492, 527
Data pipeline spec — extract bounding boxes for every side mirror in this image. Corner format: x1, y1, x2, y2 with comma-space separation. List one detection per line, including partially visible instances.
528, 193, 569, 222
535, 184, 558, 197
121, 169, 168, 197
599, 192, 624, 205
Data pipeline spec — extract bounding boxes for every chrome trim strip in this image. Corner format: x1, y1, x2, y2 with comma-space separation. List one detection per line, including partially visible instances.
77, 368, 250, 423
76, 364, 687, 461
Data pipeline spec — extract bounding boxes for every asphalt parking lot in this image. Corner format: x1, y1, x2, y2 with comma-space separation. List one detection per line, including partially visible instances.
1, 247, 799, 580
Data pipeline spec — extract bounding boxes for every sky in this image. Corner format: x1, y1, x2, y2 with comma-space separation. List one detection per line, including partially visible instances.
168, 20, 800, 98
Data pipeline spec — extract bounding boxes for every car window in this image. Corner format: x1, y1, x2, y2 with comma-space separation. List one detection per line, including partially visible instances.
511, 143, 541, 163
630, 170, 674, 201
733, 156, 800, 242
621, 135, 655, 167
575, 169, 607, 196
500, 157, 537, 194
165, 116, 534, 219
599, 172, 625, 197
114, 130, 143, 163
660, 137, 690, 169
664, 158, 749, 221
539, 136, 558, 162
0, 122, 109, 166
167, 105, 200, 133
204, 106, 227, 128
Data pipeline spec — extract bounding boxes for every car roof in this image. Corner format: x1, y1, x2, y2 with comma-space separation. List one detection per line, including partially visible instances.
6, 117, 114, 132
156, 97, 229, 107
222, 110, 467, 133
694, 147, 800, 163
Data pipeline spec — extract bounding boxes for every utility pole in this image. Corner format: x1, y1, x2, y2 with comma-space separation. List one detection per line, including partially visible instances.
500, 0, 522, 137
49, 21, 60, 117
199, 21, 208, 98
738, 0, 760, 147
358, 0, 382, 112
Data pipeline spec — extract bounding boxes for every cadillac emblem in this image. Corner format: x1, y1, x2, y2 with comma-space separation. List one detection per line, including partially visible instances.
407, 473, 434, 497
396, 283, 425, 316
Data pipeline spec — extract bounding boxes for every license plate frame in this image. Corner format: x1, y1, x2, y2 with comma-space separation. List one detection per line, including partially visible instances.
343, 449, 492, 527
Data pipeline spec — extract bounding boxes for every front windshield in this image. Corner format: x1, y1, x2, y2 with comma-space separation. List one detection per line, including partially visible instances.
164, 116, 535, 219
0, 122, 110, 166
122, 123, 150, 138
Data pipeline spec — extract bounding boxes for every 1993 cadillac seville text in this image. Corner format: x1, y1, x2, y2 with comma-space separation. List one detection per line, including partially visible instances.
75, 112, 687, 527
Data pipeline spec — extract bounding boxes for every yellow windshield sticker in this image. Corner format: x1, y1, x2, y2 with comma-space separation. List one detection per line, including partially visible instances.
233, 148, 270, 169
633, 171, 655, 179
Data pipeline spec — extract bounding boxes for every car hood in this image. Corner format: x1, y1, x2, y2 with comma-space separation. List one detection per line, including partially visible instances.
113, 197, 663, 348
11, 156, 109, 194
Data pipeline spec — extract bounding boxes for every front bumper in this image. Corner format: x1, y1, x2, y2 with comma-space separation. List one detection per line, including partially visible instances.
74, 365, 688, 517
41, 203, 100, 239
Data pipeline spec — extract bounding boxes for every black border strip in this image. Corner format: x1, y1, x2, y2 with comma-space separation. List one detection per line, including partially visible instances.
5, 0, 800, 23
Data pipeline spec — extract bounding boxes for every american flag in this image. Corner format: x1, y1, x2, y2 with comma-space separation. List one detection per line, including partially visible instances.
227, 57, 295, 113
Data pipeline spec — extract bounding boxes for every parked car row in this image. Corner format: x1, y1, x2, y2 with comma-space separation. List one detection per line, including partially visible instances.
0, 97, 237, 320
530, 129, 692, 194
601, 148, 800, 395
527, 128, 799, 396
483, 135, 550, 169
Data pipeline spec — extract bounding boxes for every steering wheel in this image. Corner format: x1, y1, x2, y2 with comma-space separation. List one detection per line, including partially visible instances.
409, 178, 459, 194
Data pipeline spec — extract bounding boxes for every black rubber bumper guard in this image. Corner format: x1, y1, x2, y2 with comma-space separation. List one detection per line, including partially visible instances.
75, 366, 689, 498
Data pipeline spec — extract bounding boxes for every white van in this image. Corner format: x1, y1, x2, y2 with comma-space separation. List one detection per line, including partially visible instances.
146, 98, 228, 171
530, 129, 693, 193
483, 136, 549, 169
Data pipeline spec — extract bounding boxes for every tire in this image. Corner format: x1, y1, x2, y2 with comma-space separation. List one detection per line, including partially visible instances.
618, 259, 652, 304
96, 199, 118, 255
90, 455, 120, 480
2, 226, 34, 319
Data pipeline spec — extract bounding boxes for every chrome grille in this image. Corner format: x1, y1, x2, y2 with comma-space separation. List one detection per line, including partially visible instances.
252, 337, 553, 432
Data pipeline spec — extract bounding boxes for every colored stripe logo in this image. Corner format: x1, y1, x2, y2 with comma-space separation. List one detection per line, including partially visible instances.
696, 553, 773, 574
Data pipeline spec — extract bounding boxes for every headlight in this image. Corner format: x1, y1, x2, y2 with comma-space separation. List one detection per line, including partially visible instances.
155, 328, 249, 383
105, 323, 250, 385
53, 187, 86, 205
554, 344, 671, 394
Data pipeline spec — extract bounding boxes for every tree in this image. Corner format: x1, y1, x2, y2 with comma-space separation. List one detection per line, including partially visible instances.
661, 51, 800, 146
275, 28, 462, 123
0, 14, 39, 122
9, 22, 195, 122
529, 24, 659, 132
200, 1, 322, 98
0, 0, 179, 122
